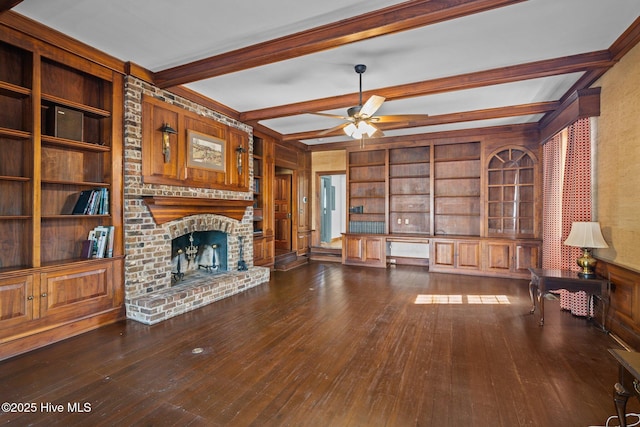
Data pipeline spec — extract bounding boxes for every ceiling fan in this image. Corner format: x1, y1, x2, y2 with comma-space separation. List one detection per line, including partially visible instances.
311, 64, 430, 139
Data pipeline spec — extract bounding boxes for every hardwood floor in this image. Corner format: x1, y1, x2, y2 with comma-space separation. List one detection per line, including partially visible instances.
1, 262, 637, 426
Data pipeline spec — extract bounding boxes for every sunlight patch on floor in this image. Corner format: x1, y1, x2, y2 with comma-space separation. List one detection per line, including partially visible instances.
415, 294, 511, 304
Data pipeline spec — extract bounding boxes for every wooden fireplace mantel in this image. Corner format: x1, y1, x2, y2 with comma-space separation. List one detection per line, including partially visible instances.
142, 196, 253, 224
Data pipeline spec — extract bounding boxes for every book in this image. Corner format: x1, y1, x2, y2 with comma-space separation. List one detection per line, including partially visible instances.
80, 239, 93, 258
93, 226, 110, 258
72, 190, 94, 214
106, 225, 115, 258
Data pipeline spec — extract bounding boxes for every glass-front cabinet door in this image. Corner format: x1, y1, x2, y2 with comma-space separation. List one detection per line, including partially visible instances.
487, 147, 537, 238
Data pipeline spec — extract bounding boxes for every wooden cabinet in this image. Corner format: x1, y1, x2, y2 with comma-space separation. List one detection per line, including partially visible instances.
341, 136, 541, 278
0, 32, 124, 360
0, 273, 35, 331
431, 237, 540, 278
253, 234, 274, 266
487, 147, 538, 238
342, 234, 387, 268
484, 239, 540, 277
430, 239, 481, 272
39, 261, 118, 321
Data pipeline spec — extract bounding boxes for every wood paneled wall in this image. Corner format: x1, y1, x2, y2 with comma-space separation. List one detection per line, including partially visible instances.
597, 260, 640, 350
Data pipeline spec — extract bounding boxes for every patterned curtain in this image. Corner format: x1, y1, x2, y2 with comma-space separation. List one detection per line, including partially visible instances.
542, 132, 564, 269
560, 118, 592, 271
542, 118, 593, 316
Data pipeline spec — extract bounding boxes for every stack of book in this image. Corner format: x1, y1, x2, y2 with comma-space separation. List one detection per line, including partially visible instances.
72, 188, 109, 215
81, 225, 115, 259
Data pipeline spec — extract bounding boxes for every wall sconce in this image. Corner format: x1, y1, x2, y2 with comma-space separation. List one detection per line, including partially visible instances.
236, 146, 246, 175
160, 123, 177, 163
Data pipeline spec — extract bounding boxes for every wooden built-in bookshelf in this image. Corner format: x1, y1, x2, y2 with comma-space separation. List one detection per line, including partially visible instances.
0, 31, 124, 360
343, 138, 541, 277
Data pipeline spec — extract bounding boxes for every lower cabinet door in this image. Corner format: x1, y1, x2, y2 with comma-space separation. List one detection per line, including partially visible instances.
514, 242, 540, 274
0, 274, 35, 337
485, 241, 513, 273
40, 261, 115, 321
343, 235, 386, 268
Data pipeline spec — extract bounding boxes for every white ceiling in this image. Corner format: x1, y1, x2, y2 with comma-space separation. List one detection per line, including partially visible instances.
13, 0, 640, 145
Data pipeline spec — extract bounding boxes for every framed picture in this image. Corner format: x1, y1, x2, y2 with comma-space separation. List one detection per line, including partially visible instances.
187, 130, 226, 172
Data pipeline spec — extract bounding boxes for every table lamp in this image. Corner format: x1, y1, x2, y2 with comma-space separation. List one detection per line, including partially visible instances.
563, 221, 608, 278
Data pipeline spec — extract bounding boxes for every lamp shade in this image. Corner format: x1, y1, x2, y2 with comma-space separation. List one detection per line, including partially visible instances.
564, 222, 608, 248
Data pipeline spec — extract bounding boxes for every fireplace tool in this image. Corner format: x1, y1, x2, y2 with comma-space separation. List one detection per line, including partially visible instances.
237, 236, 248, 271
172, 249, 185, 282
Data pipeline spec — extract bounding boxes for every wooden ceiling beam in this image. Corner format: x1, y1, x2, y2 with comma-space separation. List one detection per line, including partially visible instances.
0, 0, 22, 14
154, 0, 525, 88
282, 101, 559, 141
242, 51, 612, 123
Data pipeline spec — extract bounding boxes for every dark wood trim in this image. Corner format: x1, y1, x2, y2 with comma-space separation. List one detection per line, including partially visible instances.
0, 0, 22, 14
125, 61, 155, 85
154, 0, 524, 88
538, 88, 601, 144
307, 122, 540, 152
142, 196, 253, 224
610, 16, 640, 61
252, 123, 282, 141
241, 51, 613, 122
0, 307, 124, 362
283, 101, 559, 141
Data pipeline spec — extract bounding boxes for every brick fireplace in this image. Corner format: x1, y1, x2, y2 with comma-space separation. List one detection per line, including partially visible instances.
123, 76, 270, 325
125, 207, 268, 325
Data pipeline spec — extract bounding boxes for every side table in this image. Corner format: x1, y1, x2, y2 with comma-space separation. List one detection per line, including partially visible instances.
528, 267, 610, 328
609, 349, 640, 427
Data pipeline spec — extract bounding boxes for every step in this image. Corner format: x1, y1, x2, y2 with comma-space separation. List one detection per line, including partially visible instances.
309, 247, 342, 263
274, 254, 309, 271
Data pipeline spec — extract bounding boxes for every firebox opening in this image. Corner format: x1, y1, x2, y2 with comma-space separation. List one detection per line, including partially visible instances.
171, 231, 228, 284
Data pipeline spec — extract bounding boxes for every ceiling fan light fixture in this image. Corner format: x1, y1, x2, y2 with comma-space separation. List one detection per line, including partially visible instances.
344, 121, 377, 139
344, 123, 358, 137
358, 121, 377, 137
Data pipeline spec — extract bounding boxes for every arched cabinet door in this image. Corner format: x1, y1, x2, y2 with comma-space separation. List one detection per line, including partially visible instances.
486, 147, 538, 238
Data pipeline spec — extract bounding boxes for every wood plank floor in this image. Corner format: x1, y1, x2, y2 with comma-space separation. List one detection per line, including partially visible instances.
1, 262, 638, 426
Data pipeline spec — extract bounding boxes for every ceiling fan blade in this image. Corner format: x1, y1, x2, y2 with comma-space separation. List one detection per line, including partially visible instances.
306, 111, 351, 120
318, 122, 348, 136
374, 114, 430, 123
359, 95, 385, 118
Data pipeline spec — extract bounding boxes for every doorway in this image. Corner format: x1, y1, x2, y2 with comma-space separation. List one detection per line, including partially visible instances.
318, 173, 346, 249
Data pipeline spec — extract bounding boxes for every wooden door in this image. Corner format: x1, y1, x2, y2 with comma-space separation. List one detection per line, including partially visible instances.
274, 174, 292, 251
